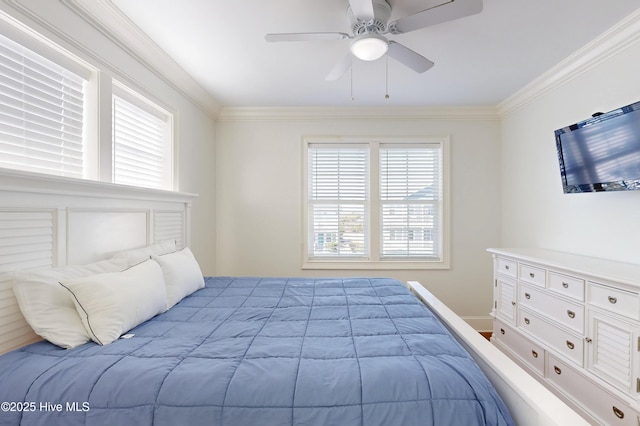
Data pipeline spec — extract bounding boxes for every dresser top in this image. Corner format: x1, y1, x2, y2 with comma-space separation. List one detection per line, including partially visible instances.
487, 248, 640, 290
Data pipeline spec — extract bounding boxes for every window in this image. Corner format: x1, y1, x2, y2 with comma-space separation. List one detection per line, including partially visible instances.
308, 146, 368, 257
0, 19, 175, 191
304, 137, 449, 269
112, 84, 173, 190
0, 31, 88, 178
380, 145, 442, 259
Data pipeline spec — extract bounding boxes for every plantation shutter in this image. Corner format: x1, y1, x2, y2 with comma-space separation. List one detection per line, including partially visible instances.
112, 94, 167, 190
380, 144, 442, 259
0, 32, 86, 178
308, 146, 368, 257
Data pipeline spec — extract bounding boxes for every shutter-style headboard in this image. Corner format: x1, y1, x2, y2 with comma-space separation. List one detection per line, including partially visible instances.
0, 169, 197, 353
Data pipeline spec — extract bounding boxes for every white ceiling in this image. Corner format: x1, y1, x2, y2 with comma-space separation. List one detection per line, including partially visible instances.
110, 0, 639, 107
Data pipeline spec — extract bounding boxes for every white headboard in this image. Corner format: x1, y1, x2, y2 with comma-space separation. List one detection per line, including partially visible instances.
0, 169, 197, 353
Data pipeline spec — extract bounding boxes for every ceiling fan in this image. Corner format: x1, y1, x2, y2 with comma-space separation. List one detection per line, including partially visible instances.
265, 0, 483, 80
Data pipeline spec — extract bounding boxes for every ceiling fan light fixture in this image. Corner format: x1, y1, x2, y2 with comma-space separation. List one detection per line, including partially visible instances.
350, 34, 388, 61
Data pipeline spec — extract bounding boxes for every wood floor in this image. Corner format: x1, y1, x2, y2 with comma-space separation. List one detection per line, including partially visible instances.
480, 332, 492, 341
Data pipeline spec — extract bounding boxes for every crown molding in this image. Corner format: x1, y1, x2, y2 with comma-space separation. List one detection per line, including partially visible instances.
61, 0, 222, 119
498, 7, 640, 118
217, 105, 500, 122
0, 0, 221, 119
5, 1, 636, 123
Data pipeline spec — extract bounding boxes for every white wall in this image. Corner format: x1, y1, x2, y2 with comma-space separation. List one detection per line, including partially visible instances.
0, 1, 218, 274
216, 110, 501, 325
500, 16, 640, 264
10, 0, 639, 328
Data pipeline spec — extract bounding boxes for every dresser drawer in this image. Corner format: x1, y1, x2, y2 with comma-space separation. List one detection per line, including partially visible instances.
519, 284, 584, 334
588, 282, 640, 320
519, 263, 545, 287
496, 257, 517, 278
548, 272, 585, 301
493, 320, 544, 376
519, 309, 583, 366
547, 354, 638, 426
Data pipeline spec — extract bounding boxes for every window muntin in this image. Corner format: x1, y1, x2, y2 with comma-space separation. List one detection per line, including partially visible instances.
304, 137, 447, 269
0, 20, 175, 192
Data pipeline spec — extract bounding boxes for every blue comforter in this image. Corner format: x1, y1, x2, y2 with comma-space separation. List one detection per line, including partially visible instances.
0, 277, 514, 425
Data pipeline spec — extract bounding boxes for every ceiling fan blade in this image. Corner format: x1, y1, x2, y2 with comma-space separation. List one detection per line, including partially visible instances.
265, 32, 351, 42
325, 52, 353, 81
387, 42, 434, 73
348, 0, 375, 21
388, 0, 483, 34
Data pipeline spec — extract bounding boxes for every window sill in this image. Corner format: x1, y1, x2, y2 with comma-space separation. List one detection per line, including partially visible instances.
302, 259, 450, 270
0, 168, 197, 203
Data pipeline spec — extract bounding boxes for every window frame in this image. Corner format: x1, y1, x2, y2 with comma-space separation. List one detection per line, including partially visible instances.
307, 143, 370, 261
0, 13, 176, 192
0, 18, 96, 180
302, 136, 450, 270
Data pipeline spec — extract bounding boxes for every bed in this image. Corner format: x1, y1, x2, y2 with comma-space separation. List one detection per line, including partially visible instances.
0, 169, 587, 425
1, 274, 514, 425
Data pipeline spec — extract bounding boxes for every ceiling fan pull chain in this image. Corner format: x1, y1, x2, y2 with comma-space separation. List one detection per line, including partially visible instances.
385, 54, 390, 99
350, 67, 355, 101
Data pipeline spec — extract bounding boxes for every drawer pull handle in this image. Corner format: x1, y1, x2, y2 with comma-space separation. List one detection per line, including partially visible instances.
505, 265, 510, 270
500, 328, 505, 335
612, 406, 624, 419
608, 296, 617, 304
567, 310, 575, 319
562, 282, 569, 288
529, 272, 535, 278
525, 293, 531, 300
585, 337, 592, 343
566, 340, 575, 350
554, 366, 561, 375
531, 350, 538, 358
524, 318, 530, 325
511, 301, 516, 306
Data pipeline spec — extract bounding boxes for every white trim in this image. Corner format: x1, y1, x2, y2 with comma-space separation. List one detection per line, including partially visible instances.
0, 179, 195, 354
111, 84, 175, 190
3, 1, 637, 122
63, 0, 221, 119
302, 136, 450, 270
498, 7, 640, 117
0, 0, 221, 120
301, 260, 449, 270
407, 281, 589, 426
0, 14, 93, 79
0, 1, 177, 190
0, 167, 197, 203
219, 106, 500, 122
112, 81, 171, 121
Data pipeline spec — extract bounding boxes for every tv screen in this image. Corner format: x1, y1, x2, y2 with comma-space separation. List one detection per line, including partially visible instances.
554, 100, 640, 193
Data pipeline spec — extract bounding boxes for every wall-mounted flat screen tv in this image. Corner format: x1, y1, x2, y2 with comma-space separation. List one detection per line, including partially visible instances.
554, 100, 640, 193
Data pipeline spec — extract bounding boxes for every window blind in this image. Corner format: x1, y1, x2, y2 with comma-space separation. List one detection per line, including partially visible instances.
112, 94, 166, 190
0, 32, 86, 178
308, 147, 368, 257
380, 146, 441, 258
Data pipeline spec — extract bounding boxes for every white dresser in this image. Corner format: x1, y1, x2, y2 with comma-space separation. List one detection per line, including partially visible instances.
488, 248, 640, 425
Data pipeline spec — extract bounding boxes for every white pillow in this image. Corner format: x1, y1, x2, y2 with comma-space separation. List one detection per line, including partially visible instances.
12, 258, 127, 349
61, 259, 168, 345
111, 240, 177, 267
153, 247, 205, 308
